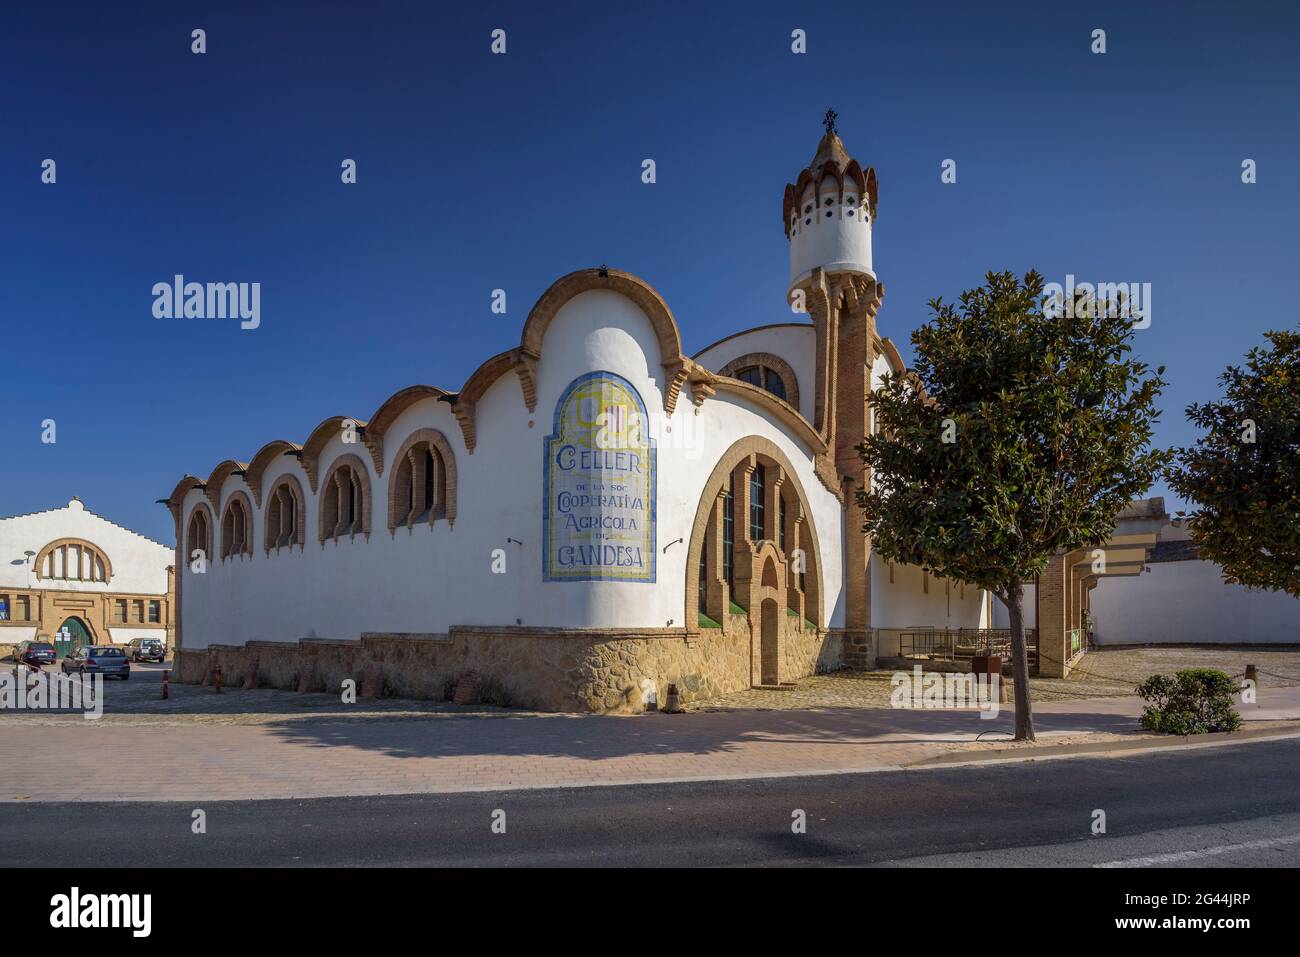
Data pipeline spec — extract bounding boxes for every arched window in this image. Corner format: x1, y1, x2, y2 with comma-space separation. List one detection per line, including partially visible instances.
722, 475, 735, 587
186, 505, 213, 564
319, 455, 372, 543
220, 493, 253, 560
718, 353, 798, 408
35, 539, 112, 583
264, 475, 305, 551
736, 365, 786, 401
387, 429, 457, 532
749, 464, 766, 540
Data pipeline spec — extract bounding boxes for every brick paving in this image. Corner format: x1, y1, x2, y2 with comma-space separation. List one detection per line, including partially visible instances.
3, 652, 1298, 803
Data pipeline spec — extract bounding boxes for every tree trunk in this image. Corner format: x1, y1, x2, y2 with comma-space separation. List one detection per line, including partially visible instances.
1006, 578, 1035, 741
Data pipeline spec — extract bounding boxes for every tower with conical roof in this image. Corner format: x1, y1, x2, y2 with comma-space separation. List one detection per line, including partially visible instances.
784, 111, 884, 667
783, 108, 878, 292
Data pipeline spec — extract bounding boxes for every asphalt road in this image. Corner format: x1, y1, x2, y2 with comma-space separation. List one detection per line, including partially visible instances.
3, 736, 1299, 867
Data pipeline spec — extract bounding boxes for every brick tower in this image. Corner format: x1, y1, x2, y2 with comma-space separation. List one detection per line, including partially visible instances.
783, 111, 883, 665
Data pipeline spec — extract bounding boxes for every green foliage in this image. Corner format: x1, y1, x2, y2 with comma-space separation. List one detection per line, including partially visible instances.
1136, 668, 1243, 735
856, 270, 1171, 598
1166, 329, 1300, 598
698, 612, 722, 629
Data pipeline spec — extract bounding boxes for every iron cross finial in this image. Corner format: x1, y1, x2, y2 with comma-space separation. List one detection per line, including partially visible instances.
823, 108, 838, 135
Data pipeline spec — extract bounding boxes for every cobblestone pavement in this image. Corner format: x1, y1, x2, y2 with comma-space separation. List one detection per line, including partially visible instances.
694, 646, 1300, 711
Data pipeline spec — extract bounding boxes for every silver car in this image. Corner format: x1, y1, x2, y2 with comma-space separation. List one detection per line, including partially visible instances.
61, 646, 131, 680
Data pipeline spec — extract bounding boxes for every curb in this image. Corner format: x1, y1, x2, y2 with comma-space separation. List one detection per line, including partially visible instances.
906, 723, 1300, 770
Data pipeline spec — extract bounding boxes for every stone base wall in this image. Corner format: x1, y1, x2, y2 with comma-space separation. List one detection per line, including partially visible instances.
840, 629, 873, 670
173, 621, 846, 713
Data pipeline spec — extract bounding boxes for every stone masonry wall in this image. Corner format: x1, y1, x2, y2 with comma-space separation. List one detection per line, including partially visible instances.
173, 620, 846, 713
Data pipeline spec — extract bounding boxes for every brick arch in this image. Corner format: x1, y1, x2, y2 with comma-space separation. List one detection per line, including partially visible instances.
35, 537, 113, 584
165, 475, 205, 515
685, 436, 825, 632
386, 427, 458, 531
875, 335, 905, 375
520, 268, 689, 414
205, 459, 249, 513
318, 453, 373, 543
718, 351, 801, 411
219, 490, 254, 561
302, 416, 367, 492
263, 473, 307, 552
246, 440, 303, 507
363, 385, 451, 475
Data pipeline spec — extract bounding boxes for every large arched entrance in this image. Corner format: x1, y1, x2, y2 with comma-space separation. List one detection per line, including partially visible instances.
54, 616, 94, 657
685, 436, 826, 688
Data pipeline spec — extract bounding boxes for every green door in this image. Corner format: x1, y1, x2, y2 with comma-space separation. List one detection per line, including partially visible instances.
54, 617, 93, 657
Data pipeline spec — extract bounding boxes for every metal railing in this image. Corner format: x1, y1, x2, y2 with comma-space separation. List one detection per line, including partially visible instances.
899, 627, 1039, 665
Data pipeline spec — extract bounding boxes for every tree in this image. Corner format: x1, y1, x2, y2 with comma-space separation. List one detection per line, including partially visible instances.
1166, 329, 1300, 597
856, 270, 1170, 740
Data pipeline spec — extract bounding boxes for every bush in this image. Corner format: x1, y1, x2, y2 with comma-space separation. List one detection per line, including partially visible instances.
1136, 669, 1243, 735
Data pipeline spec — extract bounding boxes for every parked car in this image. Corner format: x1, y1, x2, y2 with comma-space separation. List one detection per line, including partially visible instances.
125, 637, 166, 662
60, 646, 130, 680
13, 640, 57, 667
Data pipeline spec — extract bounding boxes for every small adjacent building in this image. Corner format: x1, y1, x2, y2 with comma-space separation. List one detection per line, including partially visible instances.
1092, 503, 1300, 645
0, 497, 175, 656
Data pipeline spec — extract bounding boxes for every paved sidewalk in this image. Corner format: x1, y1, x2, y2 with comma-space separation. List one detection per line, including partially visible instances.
4, 684, 1299, 803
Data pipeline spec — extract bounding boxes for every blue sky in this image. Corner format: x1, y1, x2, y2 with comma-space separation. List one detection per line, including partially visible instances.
2, 0, 1296, 545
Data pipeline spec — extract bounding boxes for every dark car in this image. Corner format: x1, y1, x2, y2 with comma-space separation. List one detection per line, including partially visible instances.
125, 637, 165, 662
13, 640, 56, 667
60, 646, 130, 680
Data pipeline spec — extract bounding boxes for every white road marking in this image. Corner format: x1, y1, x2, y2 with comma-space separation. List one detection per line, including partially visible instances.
1094, 832, 1300, 868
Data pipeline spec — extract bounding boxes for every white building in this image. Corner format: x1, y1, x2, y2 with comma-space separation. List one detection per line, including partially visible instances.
164, 119, 992, 711
1093, 516, 1300, 645
0, 497, 174, 656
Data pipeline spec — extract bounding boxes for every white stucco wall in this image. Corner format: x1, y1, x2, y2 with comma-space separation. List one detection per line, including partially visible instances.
0, 499, 172, 595
180, 289, 847, 648
788, 185, 874, 290
992, 584, 1038, 629
870, 554, 988, 630
1093, 560, 1300, 644
692, 323, 817, 424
